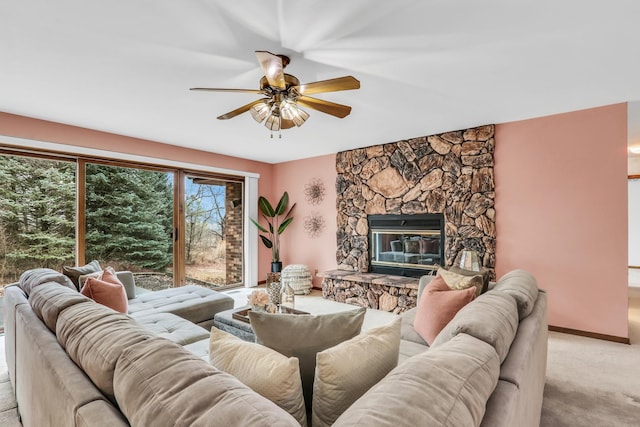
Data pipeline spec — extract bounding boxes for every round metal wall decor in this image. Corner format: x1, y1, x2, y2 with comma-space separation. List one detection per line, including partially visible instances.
304, 178, 325, 205
304, 212, 325, 238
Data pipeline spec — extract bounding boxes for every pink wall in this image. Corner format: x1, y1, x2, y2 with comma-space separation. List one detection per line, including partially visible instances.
273, 154, 338, 288
495, 103, 629, 339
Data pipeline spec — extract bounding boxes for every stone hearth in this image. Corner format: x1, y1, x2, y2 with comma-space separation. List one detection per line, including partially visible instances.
318, 270, 418, 314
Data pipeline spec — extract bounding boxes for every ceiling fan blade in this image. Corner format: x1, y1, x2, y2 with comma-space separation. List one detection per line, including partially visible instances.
255, 51, 286, 90
190, 87, 264, 94
294, 76, 360, 95
217, 99, 266, 120
296, 96, 352, 118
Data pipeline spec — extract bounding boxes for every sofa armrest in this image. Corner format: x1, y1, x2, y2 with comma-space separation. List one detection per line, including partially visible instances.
76, 400, 129, 427
115, 271, 136, 300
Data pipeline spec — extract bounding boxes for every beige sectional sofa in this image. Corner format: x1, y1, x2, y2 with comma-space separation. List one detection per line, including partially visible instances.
333, 269, 548, 427
3, 268, 546, 426
4, 275, 299, 427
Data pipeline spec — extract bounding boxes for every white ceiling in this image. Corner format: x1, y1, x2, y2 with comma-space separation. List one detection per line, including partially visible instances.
2, 1, 640, 163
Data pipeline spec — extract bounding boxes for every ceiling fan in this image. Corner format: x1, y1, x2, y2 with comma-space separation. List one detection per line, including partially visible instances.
190, 51, 360, 135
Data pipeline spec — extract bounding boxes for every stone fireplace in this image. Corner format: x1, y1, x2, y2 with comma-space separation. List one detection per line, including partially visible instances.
335, 124, 496, 279
322, 125, 496, 313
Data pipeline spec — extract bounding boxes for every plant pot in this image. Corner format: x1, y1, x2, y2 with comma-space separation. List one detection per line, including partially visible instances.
271, 261, 283, 273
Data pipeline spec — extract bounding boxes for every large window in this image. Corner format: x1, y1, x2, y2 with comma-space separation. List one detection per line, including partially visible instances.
0, 151, 245, 291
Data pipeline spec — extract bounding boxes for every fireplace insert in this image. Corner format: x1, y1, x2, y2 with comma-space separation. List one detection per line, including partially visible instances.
368, 213, 444, 277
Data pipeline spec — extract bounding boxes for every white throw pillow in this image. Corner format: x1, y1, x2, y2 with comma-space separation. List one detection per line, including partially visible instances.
209, 327, 307, 427
312, 317, 401, 427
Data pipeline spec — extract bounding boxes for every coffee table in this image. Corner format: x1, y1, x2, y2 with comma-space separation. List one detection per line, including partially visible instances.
213, 305, 310, 342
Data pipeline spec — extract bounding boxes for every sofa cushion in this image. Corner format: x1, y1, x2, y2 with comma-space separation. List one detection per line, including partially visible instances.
414, 275, 476, 345
63, 260, 102, 290
29, 282, 92, 332
249, 308, 366, 413
113, 337, 300, 427
209, 327, 307, 426
56, 302, 154, 401
431, 290, 519, 363
135, 312, 210, 345
19, 268, 76, 296
312, 317, 401, 427
183, 339, 210, 361
437, 267, 483, 296
493, 269, 539, 319
81, 273, 128, 314
333, 333, 500, 427
127, 285, 233, 325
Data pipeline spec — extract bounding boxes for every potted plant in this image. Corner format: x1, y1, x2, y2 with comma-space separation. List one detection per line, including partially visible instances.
250, 192, 296, 272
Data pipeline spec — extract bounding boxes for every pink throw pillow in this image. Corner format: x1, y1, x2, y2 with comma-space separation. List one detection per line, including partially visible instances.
101, 267, 122, 286
81, 270, 128, 314
413, 275, 476, 345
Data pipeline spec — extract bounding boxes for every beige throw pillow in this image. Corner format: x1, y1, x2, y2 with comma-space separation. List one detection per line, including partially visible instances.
437, 267, 483, 296
209, 327, 307, 427
78, 271, 102, 288
249, 308, 366, 414
312, 317, 401, 427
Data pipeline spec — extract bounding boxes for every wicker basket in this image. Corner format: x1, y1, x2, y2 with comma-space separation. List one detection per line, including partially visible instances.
280, 264, 313, 295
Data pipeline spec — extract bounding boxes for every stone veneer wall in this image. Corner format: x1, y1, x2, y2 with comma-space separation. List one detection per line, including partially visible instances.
336, 125, 496, 278
225, 182, 243, 285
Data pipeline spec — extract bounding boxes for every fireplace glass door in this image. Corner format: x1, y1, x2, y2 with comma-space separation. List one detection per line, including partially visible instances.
370, 229, 442, 271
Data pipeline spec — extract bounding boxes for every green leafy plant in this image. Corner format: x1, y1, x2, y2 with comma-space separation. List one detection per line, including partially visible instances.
250, 192, 295, 262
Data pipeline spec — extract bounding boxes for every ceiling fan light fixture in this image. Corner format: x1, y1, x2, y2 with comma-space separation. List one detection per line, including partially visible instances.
292, 106, 309, 127
265, 111, 281, 131
280, 100, 309, 127
250, 100, 270, 123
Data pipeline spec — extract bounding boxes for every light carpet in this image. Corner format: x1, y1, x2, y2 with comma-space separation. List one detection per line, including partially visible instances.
540, 286, 640, 426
